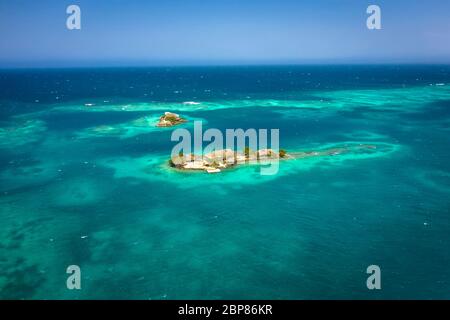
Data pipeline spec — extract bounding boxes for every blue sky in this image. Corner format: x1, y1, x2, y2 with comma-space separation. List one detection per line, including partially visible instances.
0, 0, 449, 67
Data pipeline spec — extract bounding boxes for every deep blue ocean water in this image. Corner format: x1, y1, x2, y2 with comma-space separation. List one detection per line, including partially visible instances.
0, 65, 449, 299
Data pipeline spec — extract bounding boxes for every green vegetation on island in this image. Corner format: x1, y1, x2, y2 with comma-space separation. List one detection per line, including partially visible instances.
157, 112, 187, 127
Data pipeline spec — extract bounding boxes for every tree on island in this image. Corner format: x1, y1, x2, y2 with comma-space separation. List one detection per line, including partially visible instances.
244, 146, 251, 158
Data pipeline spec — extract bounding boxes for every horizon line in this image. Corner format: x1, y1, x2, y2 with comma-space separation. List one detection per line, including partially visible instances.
1, 62, 450, 70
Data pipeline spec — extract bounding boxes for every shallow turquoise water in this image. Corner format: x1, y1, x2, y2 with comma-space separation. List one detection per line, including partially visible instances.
0, 66, 449, 299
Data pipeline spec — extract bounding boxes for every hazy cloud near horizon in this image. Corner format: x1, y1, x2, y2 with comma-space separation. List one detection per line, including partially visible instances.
0, 0, 449, 67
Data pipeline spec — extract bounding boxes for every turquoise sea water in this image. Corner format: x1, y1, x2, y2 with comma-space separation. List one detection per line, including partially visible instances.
0, 66, 449, 299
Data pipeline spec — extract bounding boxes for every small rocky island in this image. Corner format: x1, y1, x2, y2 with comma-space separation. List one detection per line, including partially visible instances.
157, 112, 187, 127
169, 144, 378, 174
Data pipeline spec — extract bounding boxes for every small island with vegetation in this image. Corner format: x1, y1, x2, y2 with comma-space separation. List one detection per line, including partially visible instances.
157, 112, 187, 127
169, 148, 289, 173
168, 144, 378, 174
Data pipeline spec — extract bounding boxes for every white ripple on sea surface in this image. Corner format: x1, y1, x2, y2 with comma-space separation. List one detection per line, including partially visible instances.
24, 84, 450, 116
